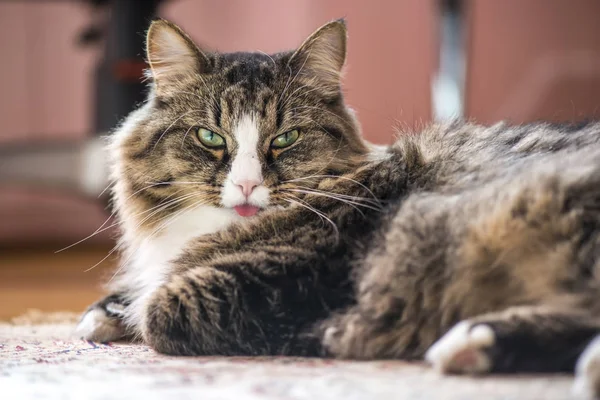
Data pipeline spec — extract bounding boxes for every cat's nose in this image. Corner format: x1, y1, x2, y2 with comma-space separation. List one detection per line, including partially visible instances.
236, 180, 260, 197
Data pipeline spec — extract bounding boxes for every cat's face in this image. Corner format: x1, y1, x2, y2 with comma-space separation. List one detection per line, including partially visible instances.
113, 19, 367, 228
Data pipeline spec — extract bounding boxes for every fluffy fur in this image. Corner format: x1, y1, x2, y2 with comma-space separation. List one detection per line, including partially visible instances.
77, 18, 600, 399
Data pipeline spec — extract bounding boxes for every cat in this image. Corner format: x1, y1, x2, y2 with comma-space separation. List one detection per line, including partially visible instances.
76, 18, 600, 398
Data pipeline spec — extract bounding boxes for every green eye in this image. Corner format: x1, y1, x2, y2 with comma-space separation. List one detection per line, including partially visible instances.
271, 129, 299, 149
196, 128, 225, 148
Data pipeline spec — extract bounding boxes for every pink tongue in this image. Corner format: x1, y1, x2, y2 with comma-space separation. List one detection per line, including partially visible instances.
234, 204, 260, 217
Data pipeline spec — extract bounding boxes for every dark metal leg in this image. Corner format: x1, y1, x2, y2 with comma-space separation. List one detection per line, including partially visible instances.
94, 0, 162, 135
0, 1, 163, 202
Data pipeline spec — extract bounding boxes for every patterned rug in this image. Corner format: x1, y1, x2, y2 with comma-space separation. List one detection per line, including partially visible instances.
0, 311, 574, 400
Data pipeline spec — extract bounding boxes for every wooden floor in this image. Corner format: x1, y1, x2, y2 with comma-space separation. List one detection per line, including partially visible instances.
0, 246, 116, 320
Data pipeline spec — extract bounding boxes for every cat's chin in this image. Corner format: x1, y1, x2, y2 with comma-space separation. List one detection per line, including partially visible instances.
233, 204, 261, 217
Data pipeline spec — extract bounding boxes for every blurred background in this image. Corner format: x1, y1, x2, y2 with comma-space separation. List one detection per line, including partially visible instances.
1, 0, 599, 318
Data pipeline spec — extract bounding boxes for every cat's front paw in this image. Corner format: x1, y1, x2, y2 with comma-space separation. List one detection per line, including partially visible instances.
76, 294, 128, 343
143, 278, 207, 355
425, 321, 495, 374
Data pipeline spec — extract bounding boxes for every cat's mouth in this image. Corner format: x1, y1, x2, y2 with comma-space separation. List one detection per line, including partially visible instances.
233, 204, 261, 217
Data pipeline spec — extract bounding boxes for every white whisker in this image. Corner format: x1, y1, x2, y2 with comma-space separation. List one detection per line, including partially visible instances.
279, 84, 324, 111
284, 174, 380, 202
82, 192, 197, 273
290, 105, 355, 127
56, 184, 190, 253
107, 196, 209, 282
283, 196, 339, 240
152, 109, 202, 150
291, 187, 382, 207
278, 50, 311, 112
286, 188, 381, 213
257, 50, 277, 68
97, 180, 115, 199
287, 189, 365, 217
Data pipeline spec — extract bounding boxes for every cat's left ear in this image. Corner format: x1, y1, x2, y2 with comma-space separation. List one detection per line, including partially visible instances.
289, 19, 347, 95
145, 19, 210, 91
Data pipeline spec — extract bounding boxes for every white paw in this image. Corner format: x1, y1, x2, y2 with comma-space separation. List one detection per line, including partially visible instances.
425, 321, 495, 374
573, 336, 600, 400
323, 327, 338, 345
75, 308, 125, 343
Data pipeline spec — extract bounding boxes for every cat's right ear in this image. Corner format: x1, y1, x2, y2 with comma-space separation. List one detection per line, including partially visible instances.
145, 19, 209, 91
288, 19, 347, 96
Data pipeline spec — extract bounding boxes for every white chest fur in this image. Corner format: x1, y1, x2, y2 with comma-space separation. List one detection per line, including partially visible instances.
123, 205, 240, 331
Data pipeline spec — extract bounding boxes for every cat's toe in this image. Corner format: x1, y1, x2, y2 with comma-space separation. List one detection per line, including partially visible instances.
573, 336, 600, 400
425, 321, 495, 374
75, 307, 125, 343
323, 326, 339, 345
318, 313, 359, 357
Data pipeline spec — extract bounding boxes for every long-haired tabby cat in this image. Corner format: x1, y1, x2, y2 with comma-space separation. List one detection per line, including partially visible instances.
77, 18, 600, 398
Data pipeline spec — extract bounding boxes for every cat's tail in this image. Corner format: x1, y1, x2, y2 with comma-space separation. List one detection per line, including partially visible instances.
574, 335, 600, 399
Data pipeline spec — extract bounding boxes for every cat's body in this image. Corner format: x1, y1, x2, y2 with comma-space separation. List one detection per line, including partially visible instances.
77, 18, 600, 398
323, 120, 600, 365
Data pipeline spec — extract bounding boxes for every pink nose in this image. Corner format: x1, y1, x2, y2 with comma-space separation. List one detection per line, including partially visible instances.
236, 180, 260, 197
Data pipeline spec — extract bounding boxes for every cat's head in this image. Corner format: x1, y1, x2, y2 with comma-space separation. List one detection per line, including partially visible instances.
111, 19, 368, 231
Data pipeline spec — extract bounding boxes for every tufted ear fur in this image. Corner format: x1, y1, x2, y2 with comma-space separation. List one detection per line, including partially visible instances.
145, 19, 210, 90
289, 19, 347, 95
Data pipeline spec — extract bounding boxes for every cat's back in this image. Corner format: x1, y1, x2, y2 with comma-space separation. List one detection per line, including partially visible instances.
394, 120, 600, 190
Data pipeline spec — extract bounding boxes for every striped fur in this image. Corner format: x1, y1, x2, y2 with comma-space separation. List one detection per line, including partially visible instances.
78, 18, 600, 399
